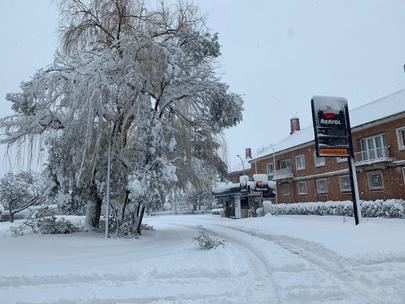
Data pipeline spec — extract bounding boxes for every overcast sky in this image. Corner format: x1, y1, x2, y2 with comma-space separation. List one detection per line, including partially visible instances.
1, 0, 405, 175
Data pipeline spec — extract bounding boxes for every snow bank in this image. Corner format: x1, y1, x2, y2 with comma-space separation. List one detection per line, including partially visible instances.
265, 199, 405, 218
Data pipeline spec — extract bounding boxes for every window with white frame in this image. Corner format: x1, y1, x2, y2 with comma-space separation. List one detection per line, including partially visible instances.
316, 178, 328, 194
359, 134, 387, 161
281, 183, 290, 196
339, 175, 351, 192
296, 155, 305, 170
396, 126, 405, 151
266, 163, 274, 176
297, 181, 307, 195
336, 157, 347, 163
313, 151, 325, 167
279, 159, 291, 169
368, 170, 384, 190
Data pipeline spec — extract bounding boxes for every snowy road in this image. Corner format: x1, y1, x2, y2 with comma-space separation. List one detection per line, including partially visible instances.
1, 215, 405, 303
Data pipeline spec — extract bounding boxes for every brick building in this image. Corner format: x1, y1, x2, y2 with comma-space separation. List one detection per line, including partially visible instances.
229, 90, 405, 203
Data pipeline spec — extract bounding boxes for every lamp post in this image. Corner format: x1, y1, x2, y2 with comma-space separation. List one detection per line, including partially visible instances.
105, 125, 112, 239
236, 154, 245, 171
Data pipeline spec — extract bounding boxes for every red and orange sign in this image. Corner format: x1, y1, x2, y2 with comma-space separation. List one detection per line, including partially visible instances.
319, 148, 349, 156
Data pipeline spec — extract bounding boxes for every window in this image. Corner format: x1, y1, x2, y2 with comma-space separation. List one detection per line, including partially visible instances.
396, 126, 405, 151
313, 151, 325, 167
316, 178, 328, 194
297, 181, 307, 195
336, 157, 347, 163
359, 134, 387, 161
368, 171, 384, 190
279, 159, 291, 169
266, 163, 274, 176
339, 175, 351, 192
296, 155, 305, 170
281, 183, 290, 196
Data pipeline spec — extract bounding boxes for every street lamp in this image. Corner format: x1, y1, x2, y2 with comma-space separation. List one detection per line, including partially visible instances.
236, 154, 245, 170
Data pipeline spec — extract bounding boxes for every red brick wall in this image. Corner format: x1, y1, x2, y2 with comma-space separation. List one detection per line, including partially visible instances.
238, 115, 405, 203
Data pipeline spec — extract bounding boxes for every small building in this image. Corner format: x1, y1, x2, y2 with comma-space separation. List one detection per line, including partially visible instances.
212, 175, 275, 218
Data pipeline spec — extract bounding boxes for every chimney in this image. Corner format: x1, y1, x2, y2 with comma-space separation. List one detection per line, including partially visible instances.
290, 117, 300, 134
245, 148, 252, 159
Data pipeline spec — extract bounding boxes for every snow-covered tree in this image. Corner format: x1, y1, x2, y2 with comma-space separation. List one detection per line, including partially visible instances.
0, 0, 243, 232
0, 172, 44, 222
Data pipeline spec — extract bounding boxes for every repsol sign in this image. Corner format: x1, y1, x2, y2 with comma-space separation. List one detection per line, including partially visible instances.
320, 118, 342, 125
311, 96, 351, 157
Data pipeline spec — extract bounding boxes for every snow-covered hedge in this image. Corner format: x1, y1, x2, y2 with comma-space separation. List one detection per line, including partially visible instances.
264, 199, 405, 218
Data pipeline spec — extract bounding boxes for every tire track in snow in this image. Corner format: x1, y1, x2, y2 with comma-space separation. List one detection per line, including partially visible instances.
217, 225, 391, 304
0, 223, 260, 304
173, 223, 280, 304
0, 272, 142, 288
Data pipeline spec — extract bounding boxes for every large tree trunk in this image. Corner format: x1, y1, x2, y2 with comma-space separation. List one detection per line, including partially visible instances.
121, 190, 130, 221
9, 204, 14, 223
135, 203, 145, 234
84, 182, 103, 229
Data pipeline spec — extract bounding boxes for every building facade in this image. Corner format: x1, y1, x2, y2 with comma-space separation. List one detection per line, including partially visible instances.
228, 90, 405, 203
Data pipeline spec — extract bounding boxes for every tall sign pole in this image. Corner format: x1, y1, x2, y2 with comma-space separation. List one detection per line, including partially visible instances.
344, 104, 361, 224
311, 96, 360, 225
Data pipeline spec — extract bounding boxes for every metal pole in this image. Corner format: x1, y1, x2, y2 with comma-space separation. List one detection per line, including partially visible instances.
348, 156, 360, 225
350, 156, 361, 216
345, 104, 360, 225
105, 129, 112, 238
236, 155, 245, 170
273, 148, 278, 204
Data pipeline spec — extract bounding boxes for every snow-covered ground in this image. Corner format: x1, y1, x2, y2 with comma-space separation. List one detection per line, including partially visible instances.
1, 214, 405, 304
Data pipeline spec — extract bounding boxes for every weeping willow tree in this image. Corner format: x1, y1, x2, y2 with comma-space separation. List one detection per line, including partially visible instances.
0, 0, 243, 232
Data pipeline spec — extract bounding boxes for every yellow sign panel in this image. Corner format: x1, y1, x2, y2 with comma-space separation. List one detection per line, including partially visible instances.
319, 148, 349, 156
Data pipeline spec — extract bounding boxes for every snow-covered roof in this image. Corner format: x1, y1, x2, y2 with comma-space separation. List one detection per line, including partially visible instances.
253, 89, 405, 161
212, 182, 240, 194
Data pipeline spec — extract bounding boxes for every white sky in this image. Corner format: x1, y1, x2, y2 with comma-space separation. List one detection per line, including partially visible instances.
1, 0, 405, 175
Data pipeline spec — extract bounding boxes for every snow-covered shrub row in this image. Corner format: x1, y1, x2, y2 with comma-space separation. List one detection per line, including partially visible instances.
264, 199, 405, 218
193, 226, 225, 249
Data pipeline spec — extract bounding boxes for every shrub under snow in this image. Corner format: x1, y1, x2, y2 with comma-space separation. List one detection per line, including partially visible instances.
265, 199, 405, 218
193, 226, 225, 249
10, 207, 80, 236
97, 215, 154, 238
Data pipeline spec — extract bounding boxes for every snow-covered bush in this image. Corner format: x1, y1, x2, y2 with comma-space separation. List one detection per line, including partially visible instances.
36, 216, 79, 235
256, 207, 264, 217
267, 199, 405, 218
193, 226, 225, 249
10, 207, 80, 236
97, 215, 154, 238
263, 201, 273, 215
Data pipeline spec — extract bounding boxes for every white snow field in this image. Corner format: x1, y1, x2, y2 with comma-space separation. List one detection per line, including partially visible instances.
1, 214, 405, 304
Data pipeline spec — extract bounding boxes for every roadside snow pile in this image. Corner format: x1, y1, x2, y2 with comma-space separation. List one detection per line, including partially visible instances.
193, 225, 225, 249
265, 199, 405, 218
